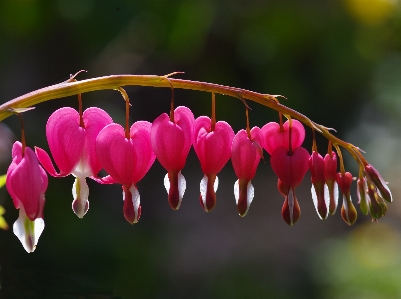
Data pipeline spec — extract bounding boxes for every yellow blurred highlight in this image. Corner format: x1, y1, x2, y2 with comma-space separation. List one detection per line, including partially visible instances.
0, 205, 8, 230
349, 222, 401, 269
344, 0, 397, 26
0, 174, 6, 188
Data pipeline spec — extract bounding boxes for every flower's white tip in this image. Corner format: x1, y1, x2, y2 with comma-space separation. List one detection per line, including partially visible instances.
72, 176, 89, 218
200, 175, 219, 210
13, 208, 44, 253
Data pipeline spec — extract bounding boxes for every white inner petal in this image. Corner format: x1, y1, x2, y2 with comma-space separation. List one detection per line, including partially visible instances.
164, 173, 170, 193
234, 180, 239, 204
72, 176, 89, 218
333, 181, 339, 213
311, 185, 320, 219
129, 185, 140, 223
178, 171, 186, 203
200, 175, 219, 209
13, 208, 44, 253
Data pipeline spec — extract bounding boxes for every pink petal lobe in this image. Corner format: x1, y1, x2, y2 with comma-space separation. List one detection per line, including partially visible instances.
46, 107, 86, 175
151, 106, 194, 171
96, 123, 134, 185
262, 120, 305, 155
193, 116, 234, 175
129, 121, 156, 183
270, 146, 310, 188
81, 107, 113, 175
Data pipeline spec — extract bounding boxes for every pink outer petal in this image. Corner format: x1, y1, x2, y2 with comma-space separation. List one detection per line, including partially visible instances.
81, 107, 113, 175
193, 116, 234, 175
46, 107, 85, 175
262, 120, 305, 155
309, 151, 325, 184
151, 106, 194, 171
96, 122, 155, 185
270, 146, 310, 188
7, 142, 22, 209
231, 127, 263, 180
7, 145, 48, 221
129, 121, 156, 183
96, 124, 135, 185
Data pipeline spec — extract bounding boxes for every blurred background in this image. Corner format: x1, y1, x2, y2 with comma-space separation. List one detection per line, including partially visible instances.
1, 0, 401, 298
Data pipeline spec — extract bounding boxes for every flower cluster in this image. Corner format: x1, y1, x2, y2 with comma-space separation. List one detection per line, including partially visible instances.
4, 84, 393, 252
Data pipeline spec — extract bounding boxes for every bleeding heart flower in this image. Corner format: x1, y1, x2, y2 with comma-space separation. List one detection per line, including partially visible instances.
231, 127, 263, 217
261, 120, 305, 155
95, 121, 156, 224
193, 116, 234, 212
335, 172, 357, 225
270, 146, 310, 226
324, 151, 339, 215
309, 151, 329, 220
7, 141, 48, 252
36, 107, 112, 218
151, 106, 194, 210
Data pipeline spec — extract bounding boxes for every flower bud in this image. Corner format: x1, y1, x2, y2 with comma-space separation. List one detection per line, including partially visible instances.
367, 184, 387, 221
336, 172, 357, 226
364, 164, 392, 203
357, 176, 370, 215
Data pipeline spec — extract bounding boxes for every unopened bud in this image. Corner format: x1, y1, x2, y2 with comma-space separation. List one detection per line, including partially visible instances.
367, 184, 387, 220
365, 164, 392, 203
357, 177, 370, 215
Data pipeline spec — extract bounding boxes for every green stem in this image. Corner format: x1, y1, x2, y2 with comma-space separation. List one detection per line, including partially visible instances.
0, 74, 365, 166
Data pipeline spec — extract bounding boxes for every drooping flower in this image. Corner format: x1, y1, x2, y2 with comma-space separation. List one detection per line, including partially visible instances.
309, 151, 330, 220
335, 172, 357, 225
151, 106, 194, 210
193, 116, 234, 212
261, 119, 305, 155
324, 151, 339, 215
95, 121, 156, 224
231, 127, 263, 216
35, 107, 112, 218
270, 146, 310, 226
7, 141, 48, 252
364, 164, 392, 203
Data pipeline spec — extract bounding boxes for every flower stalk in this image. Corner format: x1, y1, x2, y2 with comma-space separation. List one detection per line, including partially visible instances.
0, 74, 359, 164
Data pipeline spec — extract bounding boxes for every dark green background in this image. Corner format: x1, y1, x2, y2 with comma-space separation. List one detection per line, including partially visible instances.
1, 0, 401, 298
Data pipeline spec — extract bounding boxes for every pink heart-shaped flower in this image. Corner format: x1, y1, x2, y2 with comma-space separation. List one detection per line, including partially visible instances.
261, 120, 305, 155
